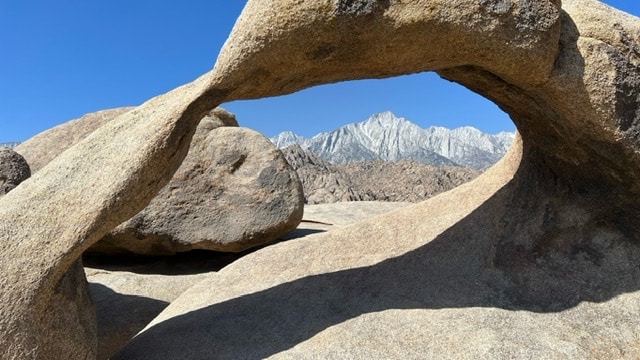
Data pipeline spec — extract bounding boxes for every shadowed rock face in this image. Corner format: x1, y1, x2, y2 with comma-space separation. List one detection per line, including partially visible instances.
2, 0, 640, 358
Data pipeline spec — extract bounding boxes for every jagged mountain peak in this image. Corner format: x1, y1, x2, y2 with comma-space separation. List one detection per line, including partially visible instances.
271, 130, 305, 149
271, 112, 515, 169
365, 111, 408, 126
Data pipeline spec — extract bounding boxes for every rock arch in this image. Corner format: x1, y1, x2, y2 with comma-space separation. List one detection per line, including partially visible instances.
118, 0, 640, 357
207, 0, 640, 260
2, 0, 640, 358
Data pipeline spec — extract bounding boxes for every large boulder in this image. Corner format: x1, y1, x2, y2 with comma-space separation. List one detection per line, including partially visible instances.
16, 106, 303, 256
0, 71, 225, 359
115, 0, 640, 358
0, 146, 30, 195
91, 120, 304, 255
14, 107, 133, 172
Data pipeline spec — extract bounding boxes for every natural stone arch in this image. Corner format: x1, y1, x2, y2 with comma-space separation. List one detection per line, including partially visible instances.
2, 0, 640, 358
208, 0, 640, 243
0, 73, 227, 358
116, 0, 640, 358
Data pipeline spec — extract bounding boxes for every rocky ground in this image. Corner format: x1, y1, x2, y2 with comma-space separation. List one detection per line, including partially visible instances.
84, 201, 411, 360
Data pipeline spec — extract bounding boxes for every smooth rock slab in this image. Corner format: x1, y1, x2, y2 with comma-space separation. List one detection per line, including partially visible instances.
86, 268, 210, 360
14, 107, 133, 172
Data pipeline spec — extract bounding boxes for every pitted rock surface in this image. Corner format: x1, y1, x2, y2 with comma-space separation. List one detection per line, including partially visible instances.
0, 146, 30, 195
91, 123, 303, 255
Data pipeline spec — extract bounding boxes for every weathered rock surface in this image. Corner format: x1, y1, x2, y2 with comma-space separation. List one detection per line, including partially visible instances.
281, 201, 412, 240
14, 107, 133, 172
92, 120, 304, 255
114, 0, 640, 359
301, 201, 411, 226
0, 146, 30, 195
86, 200, 404, 359
283, 144, 480, 204
0, 71, 225, 359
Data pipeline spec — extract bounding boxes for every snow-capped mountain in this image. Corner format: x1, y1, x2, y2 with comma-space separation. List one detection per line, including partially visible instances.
271, 111, 515, 169
0, 142, 20, 149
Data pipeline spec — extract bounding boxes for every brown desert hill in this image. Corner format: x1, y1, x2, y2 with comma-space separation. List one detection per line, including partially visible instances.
2, 0, 640, 359
340, 159, 478, 202
282, 143, 480, 203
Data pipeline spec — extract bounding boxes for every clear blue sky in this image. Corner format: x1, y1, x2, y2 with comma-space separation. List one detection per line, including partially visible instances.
1, 1, 639, 142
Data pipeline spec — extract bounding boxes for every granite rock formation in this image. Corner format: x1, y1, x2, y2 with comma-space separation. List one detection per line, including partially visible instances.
14, 107, 133, 172
3, 0, 640, 358
0, 72, 223, 359
86, 268, 210, 360
281, 144, 364, 203
14, 106, 303, 256
91, 122, 304, 255
115, 0, 640, 358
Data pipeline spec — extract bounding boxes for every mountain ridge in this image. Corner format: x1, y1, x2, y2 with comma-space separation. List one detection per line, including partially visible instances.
271, 111, 515, 169
0, 142, 20, 149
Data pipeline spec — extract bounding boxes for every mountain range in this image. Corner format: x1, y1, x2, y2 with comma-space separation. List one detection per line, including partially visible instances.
271, 111, 515, 169
0, 142, 20, 149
